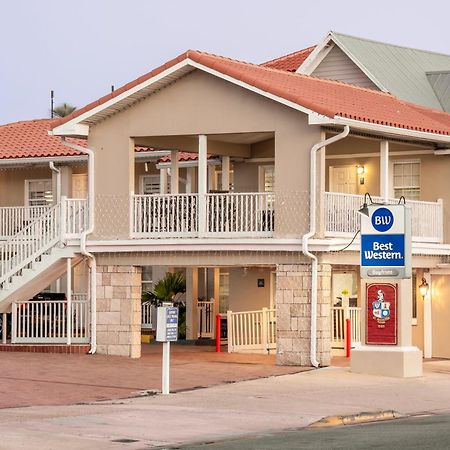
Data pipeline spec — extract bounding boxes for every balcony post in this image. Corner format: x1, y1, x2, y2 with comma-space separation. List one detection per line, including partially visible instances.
160, 168, 168, 194
221, 156, 230, 191
66, 257, 72, 345
380, 140, 389, 202
170, 150, 179, 194
198, 135, 207, 236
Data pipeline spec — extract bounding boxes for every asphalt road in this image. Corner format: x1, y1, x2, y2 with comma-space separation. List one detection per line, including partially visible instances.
169, 414, 450, 450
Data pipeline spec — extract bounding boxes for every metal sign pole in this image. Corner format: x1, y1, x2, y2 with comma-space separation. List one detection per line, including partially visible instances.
162, 341, 170, 395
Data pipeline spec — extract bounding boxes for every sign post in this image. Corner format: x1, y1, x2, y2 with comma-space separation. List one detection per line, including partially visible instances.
156, 306, 179, 395
351, 202, 422, 378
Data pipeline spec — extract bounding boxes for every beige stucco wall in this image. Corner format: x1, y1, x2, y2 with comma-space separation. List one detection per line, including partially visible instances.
431, 274, 450, 358
227, 267, 272, 312
88, 69, 321, 239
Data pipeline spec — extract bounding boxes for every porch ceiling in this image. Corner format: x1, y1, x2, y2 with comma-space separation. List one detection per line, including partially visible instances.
134, 132, 274, 157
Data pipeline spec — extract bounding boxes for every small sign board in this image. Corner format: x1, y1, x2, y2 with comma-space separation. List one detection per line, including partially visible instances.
156, 306, 179, 342
366, 283, 398, 345
360, 204, 411, 279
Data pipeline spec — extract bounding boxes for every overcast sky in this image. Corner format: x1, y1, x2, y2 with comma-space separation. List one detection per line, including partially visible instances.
1, 0, 449, 125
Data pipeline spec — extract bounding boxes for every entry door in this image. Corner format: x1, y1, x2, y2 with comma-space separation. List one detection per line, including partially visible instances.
330, 166, 357, 194
72, 174, 88, 199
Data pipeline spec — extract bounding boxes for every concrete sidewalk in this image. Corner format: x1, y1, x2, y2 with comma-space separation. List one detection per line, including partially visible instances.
0, 360, 450, 449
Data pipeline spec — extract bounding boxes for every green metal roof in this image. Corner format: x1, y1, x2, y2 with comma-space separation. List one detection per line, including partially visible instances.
330, 32, 450, 112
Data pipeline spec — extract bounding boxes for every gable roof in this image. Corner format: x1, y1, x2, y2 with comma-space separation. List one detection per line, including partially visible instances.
51, 49, 450, 140
298, 31, 450, 112
261, 46, 315, 72
0, 119, 86, 159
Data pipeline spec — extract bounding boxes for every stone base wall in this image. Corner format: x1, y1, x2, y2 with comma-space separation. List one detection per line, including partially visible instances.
276, 263, 331, 366
96, 265, 142, 358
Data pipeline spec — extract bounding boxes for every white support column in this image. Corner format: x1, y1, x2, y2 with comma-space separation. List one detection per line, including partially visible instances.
2, 313, 6, 344
380, 140, 389, 202
208, 164, 216, 191
66, 257, 72, 345
186, 167, 195, 194
198, 135, 208, 236
170, 150, 179, 194
221, 156, 230, 191
423, 272, 432, 358
160, 168, 168, 194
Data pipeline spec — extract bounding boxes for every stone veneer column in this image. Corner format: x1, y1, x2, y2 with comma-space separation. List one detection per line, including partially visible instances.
96, 265, 142, 358
276, 263, 331, 366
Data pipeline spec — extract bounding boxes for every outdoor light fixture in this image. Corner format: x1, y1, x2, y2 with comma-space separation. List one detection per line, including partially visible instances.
357, 192, 374, 217
356, 165, 366, 185
419, 277, 429, 300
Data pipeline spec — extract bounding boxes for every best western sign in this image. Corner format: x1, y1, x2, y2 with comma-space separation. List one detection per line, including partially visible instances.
360, 205, 412, 279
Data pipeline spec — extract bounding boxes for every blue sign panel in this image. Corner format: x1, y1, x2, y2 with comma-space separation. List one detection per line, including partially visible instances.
165, 307, 179, 342
361, 234, 405, 266
371, 208, 394, 232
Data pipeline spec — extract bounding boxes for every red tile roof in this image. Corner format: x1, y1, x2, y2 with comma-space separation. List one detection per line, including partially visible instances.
53, 50, 450, 137
158, 151, 216, 163
0, 119, 86, 159
261, 46, 316, 71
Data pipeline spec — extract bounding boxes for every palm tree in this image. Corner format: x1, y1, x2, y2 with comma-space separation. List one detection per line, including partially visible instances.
52, 102, 76, 118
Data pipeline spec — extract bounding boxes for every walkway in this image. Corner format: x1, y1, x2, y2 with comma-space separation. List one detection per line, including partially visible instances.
0, 343, 307, 409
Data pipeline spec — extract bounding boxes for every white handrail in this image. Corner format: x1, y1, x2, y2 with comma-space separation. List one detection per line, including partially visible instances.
0, 204, 60, 286
324, 192, 443, 243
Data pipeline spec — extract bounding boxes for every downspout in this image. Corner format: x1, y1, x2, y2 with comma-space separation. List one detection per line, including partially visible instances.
302, 125, 350, 367
60, 138, 97, 354
49, 162, 61, 205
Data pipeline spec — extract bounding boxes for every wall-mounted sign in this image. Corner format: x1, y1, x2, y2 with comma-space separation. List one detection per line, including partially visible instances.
360, 204, 411, 279
366, 283, 397, 345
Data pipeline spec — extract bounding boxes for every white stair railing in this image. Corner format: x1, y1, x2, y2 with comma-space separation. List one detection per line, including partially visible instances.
227, 308, 276, 353
0, 204, 61, 287
11, 298, 89, 343
0, 206, 51, 239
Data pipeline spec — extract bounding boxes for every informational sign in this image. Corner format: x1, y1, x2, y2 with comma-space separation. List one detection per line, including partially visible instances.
366, 283, 397, 345
360, 204, 411, 279
156, 306, 179, 342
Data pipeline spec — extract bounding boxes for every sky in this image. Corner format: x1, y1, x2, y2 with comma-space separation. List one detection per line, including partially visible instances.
1, 0, 449, 125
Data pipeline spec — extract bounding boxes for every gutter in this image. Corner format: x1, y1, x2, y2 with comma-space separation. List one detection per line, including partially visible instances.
60, 138, 97, 355
303, 125, 350, 367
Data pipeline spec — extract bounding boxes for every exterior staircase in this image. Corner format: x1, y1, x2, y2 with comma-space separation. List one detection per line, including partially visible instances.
0, 201, 86, 313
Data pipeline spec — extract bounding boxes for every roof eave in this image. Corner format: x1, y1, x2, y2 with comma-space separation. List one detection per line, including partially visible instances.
308, 114, 450, 144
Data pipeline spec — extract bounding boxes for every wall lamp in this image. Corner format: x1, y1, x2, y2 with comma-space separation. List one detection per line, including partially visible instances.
419, 278, 429, 300
356, 165, 366, 185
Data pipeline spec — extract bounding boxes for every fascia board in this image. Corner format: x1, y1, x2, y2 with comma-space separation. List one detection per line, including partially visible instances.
296, 35, 335, 75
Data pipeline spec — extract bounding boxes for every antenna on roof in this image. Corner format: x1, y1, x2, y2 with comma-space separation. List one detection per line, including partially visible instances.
50, 90, 54, 118
111, 85, 115, 92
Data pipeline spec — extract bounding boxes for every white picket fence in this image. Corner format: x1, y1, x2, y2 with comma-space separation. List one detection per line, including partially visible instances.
11, 296, 89, 344
227, 308, 276, 354
324, 192, 443, 243
197, 300, 214, 338
141, 301, 157, 329
331, 306, 361, 352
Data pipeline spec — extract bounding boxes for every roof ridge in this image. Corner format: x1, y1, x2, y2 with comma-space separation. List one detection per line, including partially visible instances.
331, 31, 450, 58
1, 118, 54, 127
260, 46, 316, 66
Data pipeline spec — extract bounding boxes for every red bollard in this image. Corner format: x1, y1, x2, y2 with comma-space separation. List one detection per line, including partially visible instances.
216, 314, 221, 353
345, 318, 351, 358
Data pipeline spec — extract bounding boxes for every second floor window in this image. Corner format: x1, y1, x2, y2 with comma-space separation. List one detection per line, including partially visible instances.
26, 179, 53, 207
393, 161, 420, 200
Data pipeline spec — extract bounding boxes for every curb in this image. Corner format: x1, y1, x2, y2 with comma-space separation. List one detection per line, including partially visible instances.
309, 410, 403, 428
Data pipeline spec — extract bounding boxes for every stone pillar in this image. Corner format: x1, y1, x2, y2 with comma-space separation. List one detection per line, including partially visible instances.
276, 263, 331, 366
96, 265, 142, 358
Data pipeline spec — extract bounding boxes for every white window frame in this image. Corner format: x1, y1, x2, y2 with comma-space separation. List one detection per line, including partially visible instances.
390, 159, 421, 200
24, 179, 53, 207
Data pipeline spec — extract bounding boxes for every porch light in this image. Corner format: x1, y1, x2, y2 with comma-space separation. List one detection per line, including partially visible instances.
356, 165, 366, 185
419, 278, 429, 299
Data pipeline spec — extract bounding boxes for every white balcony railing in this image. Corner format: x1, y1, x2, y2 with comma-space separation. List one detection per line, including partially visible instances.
0, 206, 51, 239
131, 192, 274, 238
64, 198, 89, 238
324, 192, 443, 243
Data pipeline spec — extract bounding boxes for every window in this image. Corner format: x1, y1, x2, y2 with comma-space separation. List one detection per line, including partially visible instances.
25, 179, 53, 207
393, 161, 420, 200
142, 266, 154, 295
259, 165, 275, 193
141, 175, 161, 195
